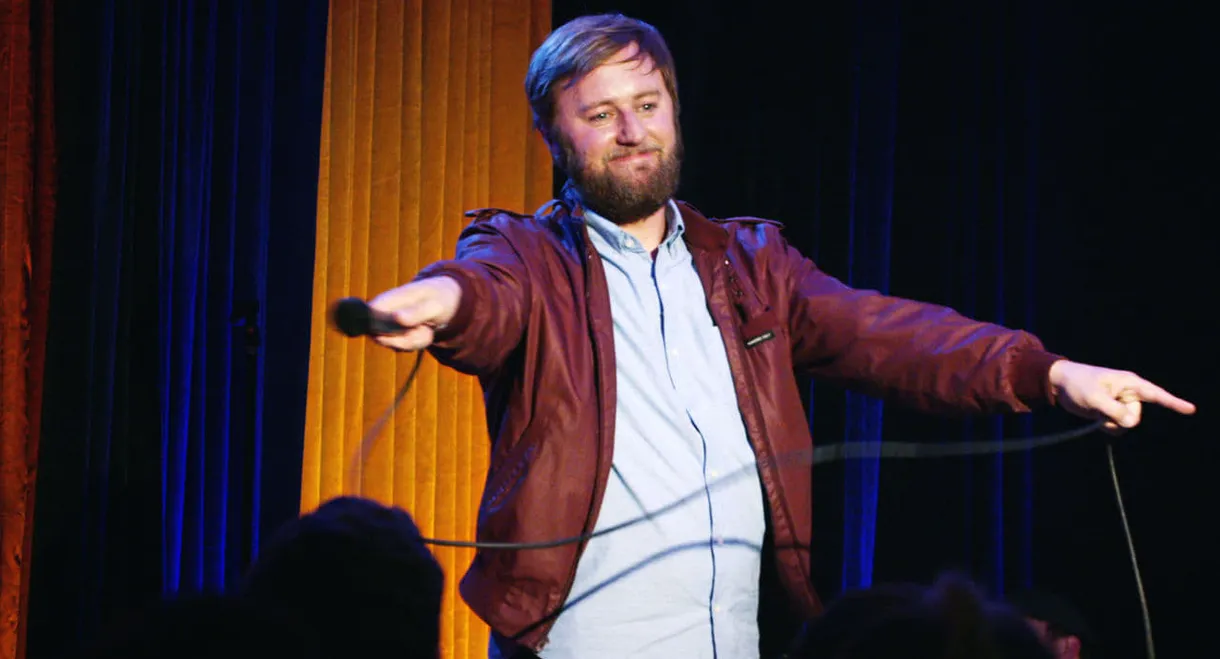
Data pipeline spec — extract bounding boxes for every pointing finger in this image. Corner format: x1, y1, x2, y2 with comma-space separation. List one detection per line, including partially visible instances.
1131, 380, 1197, 415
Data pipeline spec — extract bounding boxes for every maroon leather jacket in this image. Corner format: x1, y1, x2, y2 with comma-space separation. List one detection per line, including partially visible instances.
417, 195, 1061, 651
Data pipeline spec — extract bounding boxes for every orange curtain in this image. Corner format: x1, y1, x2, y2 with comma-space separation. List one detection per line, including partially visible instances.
0, 1, 55, 659
302, 1, 552, 658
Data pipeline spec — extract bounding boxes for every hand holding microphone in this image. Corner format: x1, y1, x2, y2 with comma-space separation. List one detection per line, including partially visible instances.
330, 276, 462, 351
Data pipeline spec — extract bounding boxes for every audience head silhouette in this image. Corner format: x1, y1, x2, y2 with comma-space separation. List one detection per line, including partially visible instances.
1007, 588, 1095, 659
241, 496, 444, 659
787, 581, 925, 657
793, 572, 1054, 659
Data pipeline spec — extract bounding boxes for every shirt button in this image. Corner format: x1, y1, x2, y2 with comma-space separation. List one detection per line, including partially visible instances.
669, 348, 679, 357
714, 605, 723, 613
715, 536, 725, 546
709, 470, 720, 478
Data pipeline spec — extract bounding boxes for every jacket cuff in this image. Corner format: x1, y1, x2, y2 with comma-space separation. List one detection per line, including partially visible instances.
413, 263, 478, 344
1012, 348, 1065, 408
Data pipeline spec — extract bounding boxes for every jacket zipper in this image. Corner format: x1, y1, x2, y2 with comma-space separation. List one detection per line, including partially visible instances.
539, 242, 603, 649
722, 255, 805, 589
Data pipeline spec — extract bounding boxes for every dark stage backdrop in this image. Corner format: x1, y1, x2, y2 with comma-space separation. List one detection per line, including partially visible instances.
555, 1, 1216, 658
26, 1, 328, 656
22, 0, 1215, 657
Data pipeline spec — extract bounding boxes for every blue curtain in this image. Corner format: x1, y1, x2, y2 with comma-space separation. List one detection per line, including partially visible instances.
872, 0, 1045, 597
828, 0, 1045, 597
839, 0, 902, 593
28, 0, 328, 653
944, 0, 1041, 597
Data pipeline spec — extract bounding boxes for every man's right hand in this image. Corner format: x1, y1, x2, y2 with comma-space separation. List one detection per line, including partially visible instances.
366, 276, 462, 352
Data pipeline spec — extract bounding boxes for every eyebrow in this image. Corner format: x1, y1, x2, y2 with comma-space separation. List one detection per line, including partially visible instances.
579, 90, 661, 114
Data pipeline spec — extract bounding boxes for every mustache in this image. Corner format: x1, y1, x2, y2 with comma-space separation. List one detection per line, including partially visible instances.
605, 145, 663, 161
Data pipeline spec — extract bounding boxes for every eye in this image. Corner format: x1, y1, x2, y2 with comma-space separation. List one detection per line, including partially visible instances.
588, 111, 611, 123
640, 103, 656, 112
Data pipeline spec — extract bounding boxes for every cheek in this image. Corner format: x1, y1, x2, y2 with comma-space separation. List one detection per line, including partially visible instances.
568, 131, 616, 165
648, 109, 678, 141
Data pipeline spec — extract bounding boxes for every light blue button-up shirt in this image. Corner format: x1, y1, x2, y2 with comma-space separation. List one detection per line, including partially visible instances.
536, 202, 767, 659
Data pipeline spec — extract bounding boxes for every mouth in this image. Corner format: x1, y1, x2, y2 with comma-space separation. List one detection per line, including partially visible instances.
610, 150, 660, 164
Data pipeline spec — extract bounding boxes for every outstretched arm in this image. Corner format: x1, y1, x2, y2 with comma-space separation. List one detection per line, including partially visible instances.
782, 242, 1195, 426
368, 220, 531, 376
784, 245, 1059, 415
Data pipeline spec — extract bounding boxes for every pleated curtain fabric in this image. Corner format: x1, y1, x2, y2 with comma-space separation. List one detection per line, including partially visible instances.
303, 2, 553, 657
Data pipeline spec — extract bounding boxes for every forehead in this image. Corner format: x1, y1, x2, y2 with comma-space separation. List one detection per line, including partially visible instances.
562, 44, 666, 106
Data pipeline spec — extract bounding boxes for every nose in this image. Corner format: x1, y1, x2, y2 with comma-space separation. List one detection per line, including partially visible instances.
615, 112, 646, 145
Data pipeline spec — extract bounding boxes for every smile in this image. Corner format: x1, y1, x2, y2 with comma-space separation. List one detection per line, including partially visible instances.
610, 151, 658, 164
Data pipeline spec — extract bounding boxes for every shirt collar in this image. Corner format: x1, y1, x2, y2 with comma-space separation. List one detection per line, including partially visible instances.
583, 200, 686, 254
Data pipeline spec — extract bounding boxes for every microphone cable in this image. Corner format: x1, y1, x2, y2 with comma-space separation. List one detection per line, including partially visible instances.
352, 349, 1156, 658
1107, 439, 1156, 659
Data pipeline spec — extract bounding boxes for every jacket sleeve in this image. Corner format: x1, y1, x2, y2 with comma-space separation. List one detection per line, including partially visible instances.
782, 242, 1062, 415
412, 216, 531, 376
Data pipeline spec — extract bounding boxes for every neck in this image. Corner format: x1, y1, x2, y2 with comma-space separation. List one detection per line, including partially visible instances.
617, 204, 669, 252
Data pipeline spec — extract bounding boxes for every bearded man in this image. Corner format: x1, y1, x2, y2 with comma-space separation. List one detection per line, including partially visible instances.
364, 13, 1195, 659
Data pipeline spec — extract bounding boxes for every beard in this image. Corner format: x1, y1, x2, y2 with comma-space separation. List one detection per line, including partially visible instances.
557, 129, 684, 225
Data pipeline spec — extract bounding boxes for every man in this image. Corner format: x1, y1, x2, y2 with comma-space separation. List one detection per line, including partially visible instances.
366, 13, 1194, 659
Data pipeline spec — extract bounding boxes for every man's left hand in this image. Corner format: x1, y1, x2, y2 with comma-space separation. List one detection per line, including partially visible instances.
1048, 360, 1197, 434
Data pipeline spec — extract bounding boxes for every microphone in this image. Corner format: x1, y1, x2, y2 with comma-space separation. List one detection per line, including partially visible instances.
330, 297, 407, 337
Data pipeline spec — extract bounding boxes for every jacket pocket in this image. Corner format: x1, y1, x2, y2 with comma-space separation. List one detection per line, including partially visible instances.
482, 419, 546, 515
